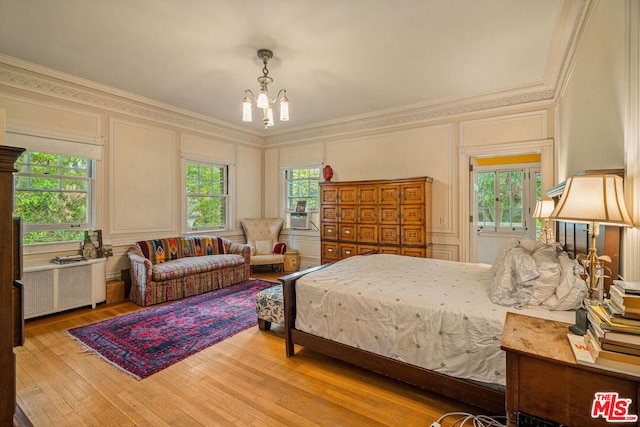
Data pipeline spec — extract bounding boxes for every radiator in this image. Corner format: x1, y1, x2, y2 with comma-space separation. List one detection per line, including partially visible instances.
23, 258, 106, 319
518, 413, 564, 427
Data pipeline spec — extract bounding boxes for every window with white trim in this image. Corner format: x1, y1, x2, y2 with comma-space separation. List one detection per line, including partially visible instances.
476, 165, 540, 233
285, 167, 320, 212
185, 160, 228, 231
477, 168, 525, 231
14, 151, 93, 244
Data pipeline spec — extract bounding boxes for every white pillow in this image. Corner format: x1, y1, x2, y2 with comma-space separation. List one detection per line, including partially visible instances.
490, 247, 538, 308
255, 240, 273, 255
491, 238, 519, 276
518, 239, 542, 253
527, 244, 562, 306
541, 252, 586, 310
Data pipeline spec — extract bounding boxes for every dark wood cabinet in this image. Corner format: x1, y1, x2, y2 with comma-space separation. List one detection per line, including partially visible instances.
501, 313, 640, 426
0, 145, 30, 426
320, 177, 432, 264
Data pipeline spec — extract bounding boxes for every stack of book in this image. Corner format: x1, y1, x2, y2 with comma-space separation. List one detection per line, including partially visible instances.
53, 255, 87, 264
610, 280, 640, 320
583, 282, 640, 375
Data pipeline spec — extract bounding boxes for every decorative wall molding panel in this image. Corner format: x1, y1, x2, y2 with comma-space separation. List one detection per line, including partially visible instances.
109, 118, 177, 235
0, 62, 262, 146
432, 236, 460, 246
431, 245, 459, 262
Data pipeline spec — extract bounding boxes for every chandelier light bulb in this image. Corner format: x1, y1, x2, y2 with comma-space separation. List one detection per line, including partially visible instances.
242, 96, 252, 122
267, 107, 274, 127
280, 93, 289, 121
256, 90, 269, 109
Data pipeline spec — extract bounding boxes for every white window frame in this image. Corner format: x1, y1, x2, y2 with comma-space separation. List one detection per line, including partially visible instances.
184, 158, 230, 233
14, 150, 95, 245
476, 164, 539, 234
283, 165, 321, 231
284, 166, 320, 212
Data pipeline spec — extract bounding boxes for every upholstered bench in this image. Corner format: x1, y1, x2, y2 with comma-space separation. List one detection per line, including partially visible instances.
255, 284, 284, 331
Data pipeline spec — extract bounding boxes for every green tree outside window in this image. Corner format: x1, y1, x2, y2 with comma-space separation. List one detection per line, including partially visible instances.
14, 151, 91, 244
186, 161, 228, 230
286, 167, 320, 211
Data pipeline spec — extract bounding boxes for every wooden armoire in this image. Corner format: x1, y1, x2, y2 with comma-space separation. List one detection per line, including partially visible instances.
320, 176, 433, 264
0, 145, 30, 426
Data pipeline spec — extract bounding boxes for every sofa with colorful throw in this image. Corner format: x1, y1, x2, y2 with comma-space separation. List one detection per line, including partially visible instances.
127, 236, 251, 306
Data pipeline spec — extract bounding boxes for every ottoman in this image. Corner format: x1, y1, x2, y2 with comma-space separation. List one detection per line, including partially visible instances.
255, 284, 284, 331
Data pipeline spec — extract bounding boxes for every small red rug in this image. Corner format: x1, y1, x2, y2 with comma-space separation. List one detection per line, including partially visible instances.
67, 279, 276, 379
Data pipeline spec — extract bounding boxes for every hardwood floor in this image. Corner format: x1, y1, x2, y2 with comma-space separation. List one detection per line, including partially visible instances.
15, 273, 491, 426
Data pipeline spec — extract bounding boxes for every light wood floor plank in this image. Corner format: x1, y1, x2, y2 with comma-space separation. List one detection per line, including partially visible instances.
16, 274, 492, 426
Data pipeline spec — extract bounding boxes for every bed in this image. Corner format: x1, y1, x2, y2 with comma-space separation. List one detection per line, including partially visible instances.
280, 240, 588, 413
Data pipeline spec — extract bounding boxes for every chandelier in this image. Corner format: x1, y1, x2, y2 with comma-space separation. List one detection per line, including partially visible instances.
242, 49, 289, 129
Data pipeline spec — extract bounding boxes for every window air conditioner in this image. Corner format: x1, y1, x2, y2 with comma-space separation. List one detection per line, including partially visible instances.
290, 212, 310, 230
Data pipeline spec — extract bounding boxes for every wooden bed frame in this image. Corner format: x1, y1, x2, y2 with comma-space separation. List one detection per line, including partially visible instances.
279, 264, 506, 414
278, 222, 620, 415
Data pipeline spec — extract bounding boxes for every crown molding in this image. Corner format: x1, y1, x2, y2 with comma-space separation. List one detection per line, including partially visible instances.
264, 87, 555, 146
0, 58, 555, 149
0, 59, 263, 146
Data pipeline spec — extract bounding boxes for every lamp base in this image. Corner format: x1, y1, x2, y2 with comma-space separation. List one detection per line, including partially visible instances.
568, 307, 589, 336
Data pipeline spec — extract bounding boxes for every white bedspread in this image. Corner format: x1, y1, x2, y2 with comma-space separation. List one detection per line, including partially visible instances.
295, 254, 575, 386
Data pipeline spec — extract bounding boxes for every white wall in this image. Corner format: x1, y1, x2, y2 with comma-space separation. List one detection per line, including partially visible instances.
0, 88, 262, 280
110, 119, 177, 234
555, 1, 626, 180
555, 0, 640, 280
264, 107, 554, 265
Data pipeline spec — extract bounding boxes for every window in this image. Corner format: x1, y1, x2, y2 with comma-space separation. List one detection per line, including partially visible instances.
285, 167, 320, 211
476, 168, 527, 231
14, 151, 93, 244
185, 160, 228, 231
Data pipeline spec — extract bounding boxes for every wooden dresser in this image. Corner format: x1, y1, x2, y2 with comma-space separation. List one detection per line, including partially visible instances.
0, 145, 32, 426
501, 312, 640, 426
319, 176, 432, 264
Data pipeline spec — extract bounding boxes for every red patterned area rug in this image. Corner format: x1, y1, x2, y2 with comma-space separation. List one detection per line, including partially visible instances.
67, 279, 276, 379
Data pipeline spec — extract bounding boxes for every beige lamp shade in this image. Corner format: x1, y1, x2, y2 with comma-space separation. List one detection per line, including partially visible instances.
550, 174, 633, 227
532, 200, 555, 219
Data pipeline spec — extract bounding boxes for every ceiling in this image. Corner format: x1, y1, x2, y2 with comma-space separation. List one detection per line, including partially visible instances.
0, 1, 581, 135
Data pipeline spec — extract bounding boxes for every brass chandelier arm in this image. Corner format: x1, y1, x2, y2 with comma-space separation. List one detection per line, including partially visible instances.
243, 88, 287, 106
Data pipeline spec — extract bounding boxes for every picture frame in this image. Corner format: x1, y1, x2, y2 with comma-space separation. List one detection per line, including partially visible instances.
295, 200, 307, 213
84, 230, 104, 258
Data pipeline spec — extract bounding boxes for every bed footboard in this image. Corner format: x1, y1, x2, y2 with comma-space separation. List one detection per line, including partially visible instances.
279, 264, 330, 357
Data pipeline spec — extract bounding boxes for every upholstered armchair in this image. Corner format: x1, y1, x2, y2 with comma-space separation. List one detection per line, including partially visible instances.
240, 218, 285, 272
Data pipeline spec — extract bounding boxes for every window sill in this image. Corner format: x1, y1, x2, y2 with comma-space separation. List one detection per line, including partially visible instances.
281, 228, 320, 237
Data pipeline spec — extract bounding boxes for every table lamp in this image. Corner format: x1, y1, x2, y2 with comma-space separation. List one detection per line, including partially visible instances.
533, 199, 555, 244
549, 174, 632, 305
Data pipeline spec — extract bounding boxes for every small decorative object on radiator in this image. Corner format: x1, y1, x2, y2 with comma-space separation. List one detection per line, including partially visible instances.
84, 229, 104, 258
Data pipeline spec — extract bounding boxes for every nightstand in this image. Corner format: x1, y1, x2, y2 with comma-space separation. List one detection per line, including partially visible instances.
501, 312, 640, 426
284, 250, 299, 273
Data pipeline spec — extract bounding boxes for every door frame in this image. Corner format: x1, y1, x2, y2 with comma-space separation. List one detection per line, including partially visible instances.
459, 139, 554, 262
